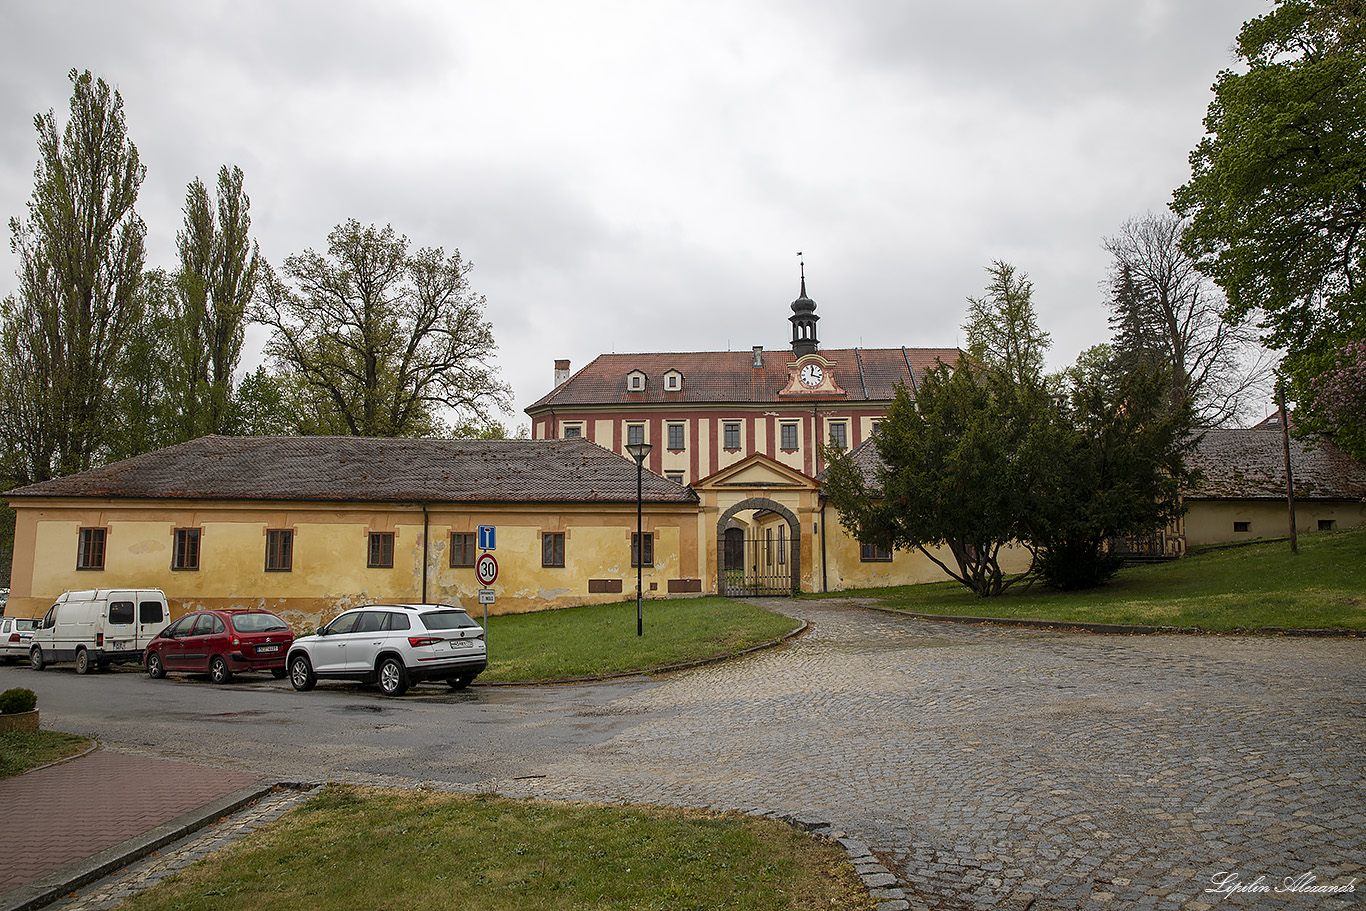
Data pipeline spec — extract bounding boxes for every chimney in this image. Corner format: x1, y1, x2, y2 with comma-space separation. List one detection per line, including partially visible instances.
752, 346, 763, 368
554, 359, 570, 387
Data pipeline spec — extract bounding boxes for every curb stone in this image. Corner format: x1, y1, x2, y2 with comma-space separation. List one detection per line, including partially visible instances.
848, 602, 1366, 637
772, 814, 912, 910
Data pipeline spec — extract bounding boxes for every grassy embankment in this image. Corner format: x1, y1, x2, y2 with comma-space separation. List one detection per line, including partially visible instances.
0, 730, 93, 778
813, 526, 1366, 632
479, 595, 800, 683
115, 785, 875, 911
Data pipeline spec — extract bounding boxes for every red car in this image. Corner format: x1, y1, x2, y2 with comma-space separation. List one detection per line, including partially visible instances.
144, 609, 294, 683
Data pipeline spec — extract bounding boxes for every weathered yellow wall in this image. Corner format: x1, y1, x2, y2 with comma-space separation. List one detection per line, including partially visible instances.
1183, 499, 1366, 548
8, 498, 703, 632
817, 519, 1032, 591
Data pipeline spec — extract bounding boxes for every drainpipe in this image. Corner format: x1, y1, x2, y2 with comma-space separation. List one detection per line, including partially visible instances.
819, 493, 829, 593
422, 503, 430, 604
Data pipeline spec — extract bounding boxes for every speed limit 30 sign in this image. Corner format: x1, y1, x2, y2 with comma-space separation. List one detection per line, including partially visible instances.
475, 552, 498, 586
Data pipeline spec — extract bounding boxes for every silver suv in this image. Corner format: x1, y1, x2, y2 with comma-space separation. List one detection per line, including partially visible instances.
286, 604, 487, 696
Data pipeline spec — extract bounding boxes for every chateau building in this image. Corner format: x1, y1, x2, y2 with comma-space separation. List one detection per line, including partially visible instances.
526, 277, 960, 485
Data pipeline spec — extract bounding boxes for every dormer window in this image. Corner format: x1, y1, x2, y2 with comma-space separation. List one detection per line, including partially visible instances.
664, 370, 683, 392
627, 370, 647, 393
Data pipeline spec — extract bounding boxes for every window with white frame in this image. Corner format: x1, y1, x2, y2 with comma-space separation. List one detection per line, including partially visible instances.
627, 371, 646, 392
828, 422, 848, 450
562, 423, 583, 439
627, 424, 645, 446
723, 422, 741, 449
780, 423, 798, 450
664, 371, 683, 392
667, 423, 685, 450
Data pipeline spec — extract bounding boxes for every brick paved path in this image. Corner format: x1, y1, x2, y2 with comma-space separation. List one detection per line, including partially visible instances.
0, 750, 263, 892
490, 601, 1366, 911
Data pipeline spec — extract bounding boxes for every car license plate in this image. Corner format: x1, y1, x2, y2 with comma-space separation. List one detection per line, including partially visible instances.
111, 641, 126, 650
452, 639, 472, 649
257, 644, 279, 653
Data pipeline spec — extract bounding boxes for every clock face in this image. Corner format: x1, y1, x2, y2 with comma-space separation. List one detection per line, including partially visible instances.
799, 363, 824, 387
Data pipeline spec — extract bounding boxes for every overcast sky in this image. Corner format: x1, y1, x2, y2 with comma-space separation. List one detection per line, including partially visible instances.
0, 0, 1264, 429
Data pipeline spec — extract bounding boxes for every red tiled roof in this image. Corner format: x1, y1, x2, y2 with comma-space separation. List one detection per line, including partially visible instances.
526, 347, 962, 411
5, 436, 699, 505
1185, 429, 1366, 501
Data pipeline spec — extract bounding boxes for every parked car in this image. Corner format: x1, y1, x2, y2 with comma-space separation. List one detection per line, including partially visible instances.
144, 609, 294, 683
286, 603, 487, 697
1, 616, 37, 664
29, 589, 169, 673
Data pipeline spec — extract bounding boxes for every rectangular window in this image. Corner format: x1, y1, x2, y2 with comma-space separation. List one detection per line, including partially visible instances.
780, 423, 798, 450
778, 525, 787, 565
1318, 519, 1336, 531
139, 601, 164, 624
667, 423, 685, 450
450, 532, 476, 567
562, 423, 583, 439
860, 541, 893, 562
368, 532, 395, 568
665, 471, 684, 484
542, 532, 565, 567
723, 422, 741, 449
1233, 521, 1251, 533
766, 528, 774, 566
627, 424, 645, 446
632, 532, 654, 568
77, 527, 106, 570
172, 528, 201, 571
108, 601, 135, 625
266, 528, 294, 571
828, 423, 848, 450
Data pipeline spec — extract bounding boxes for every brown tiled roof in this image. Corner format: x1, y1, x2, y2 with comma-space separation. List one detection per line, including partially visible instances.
826, 429, 1366, 503
526, 347, 962, 410
1185, 429, 1366, 501
5, 436, 699, 505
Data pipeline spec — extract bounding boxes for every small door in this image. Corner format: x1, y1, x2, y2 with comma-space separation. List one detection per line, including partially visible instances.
343, 611, 390, 671
104, 599, 137, 651
136, 597, 167, 649
180, 613, 220, 670
158, 615, 197, 669
311, 612, 360, 673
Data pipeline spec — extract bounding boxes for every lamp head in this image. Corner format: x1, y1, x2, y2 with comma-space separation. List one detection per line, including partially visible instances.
624, 441, 653, 464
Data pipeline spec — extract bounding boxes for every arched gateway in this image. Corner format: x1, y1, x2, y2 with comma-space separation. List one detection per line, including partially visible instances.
715, 497, 800, 596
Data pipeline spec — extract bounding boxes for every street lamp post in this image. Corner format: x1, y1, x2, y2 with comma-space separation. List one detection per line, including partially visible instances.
624, 441, 653, 636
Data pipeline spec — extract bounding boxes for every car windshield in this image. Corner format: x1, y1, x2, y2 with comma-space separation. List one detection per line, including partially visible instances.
15, 619, 36, 631
230, 613, 291, 633
419, 610, 479, 631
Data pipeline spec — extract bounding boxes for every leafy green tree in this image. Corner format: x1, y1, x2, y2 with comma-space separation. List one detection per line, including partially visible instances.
1173, 0, 1365, 439
0, 69, 146, 481
822, 358, 1045, 596
963, 260, 1051, 387
222, 366, 304, 436
106, 269, 180, 460
254, 221, 512, 437
171, 165, 261, 438
1031, 349, 1195, 590
1104, 213, 1271, 427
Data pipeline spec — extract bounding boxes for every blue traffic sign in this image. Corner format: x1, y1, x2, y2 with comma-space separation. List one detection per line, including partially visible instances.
478, 525, 496, 551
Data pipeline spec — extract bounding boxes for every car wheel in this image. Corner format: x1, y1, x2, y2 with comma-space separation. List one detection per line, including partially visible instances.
377, 656, 409, 697
74, 648, 92, 675
209, 655, 233, 684
289, 654, 316, 691
30, 646, 45, 671
146, 652, 166, 679
271, 667, 287, 680
445, 676, 471, 690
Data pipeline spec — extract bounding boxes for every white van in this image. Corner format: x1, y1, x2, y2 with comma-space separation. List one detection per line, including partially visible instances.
29, 589, 170, 674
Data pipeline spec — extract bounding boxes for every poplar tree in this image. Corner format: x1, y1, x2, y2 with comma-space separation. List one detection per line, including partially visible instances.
0, 69, 146, 482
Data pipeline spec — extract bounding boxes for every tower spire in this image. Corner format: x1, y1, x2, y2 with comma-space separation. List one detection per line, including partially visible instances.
790, 251, 819, 356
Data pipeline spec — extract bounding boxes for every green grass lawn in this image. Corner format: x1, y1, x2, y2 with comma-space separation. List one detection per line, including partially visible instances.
480, 596, 801, 683
811, 527, 1366, 632
116, 785, 874, 911
0, 730, 93, 778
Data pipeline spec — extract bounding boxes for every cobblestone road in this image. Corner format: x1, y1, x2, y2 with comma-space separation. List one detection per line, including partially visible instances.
487, 600, 1365, 911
